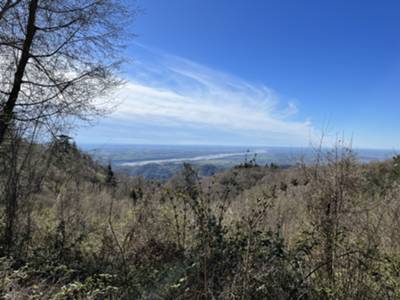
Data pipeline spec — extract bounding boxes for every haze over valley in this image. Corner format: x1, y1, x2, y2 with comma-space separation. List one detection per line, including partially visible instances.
83, 144, 396, 179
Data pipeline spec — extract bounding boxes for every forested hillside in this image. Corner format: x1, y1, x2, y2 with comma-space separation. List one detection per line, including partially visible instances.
1, 1, 400, 299
1, 138, 400, 299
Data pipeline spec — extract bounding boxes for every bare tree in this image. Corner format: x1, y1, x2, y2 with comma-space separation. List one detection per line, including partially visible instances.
0, 0, 133, 145
303, 138, 360, 288
0, 120, 56, 255
0, 0, 22, 21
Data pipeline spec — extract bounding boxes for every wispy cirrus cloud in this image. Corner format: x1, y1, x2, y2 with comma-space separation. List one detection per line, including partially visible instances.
80, 46, 316, 146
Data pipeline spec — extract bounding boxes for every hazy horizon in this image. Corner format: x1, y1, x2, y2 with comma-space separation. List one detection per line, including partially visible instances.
79, 142, 399, 152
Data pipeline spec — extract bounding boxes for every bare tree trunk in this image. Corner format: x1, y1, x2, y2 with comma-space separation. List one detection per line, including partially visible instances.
0, 0, 38, 145
4, 180, 17, 255
2, 129, 19, 256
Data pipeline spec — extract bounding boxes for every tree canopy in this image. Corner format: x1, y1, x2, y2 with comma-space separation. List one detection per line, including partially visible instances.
0, 0, 133, 144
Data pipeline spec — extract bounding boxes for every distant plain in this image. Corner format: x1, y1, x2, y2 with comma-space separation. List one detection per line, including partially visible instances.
81, 144, 396, 179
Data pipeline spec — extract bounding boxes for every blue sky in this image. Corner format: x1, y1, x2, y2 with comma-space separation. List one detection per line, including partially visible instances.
76, 0, 400, 149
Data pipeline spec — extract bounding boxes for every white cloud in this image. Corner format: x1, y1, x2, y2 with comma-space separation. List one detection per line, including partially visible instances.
93, 49, 317, 146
